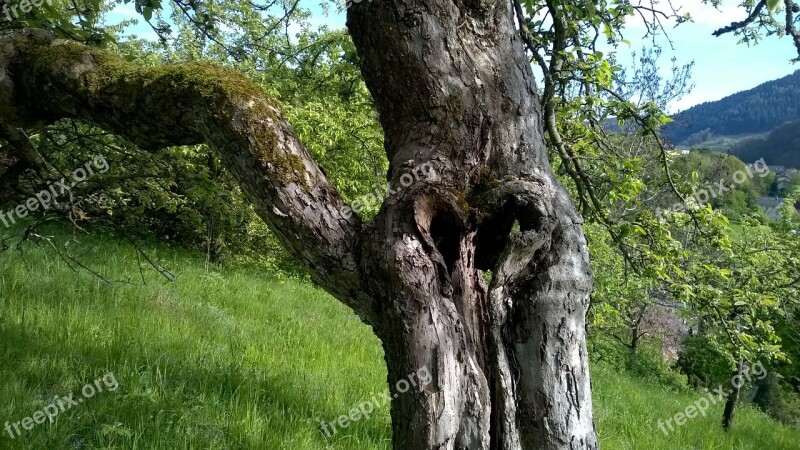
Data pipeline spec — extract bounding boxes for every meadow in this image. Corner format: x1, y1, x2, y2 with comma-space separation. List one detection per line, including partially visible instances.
0, 225, 796, 449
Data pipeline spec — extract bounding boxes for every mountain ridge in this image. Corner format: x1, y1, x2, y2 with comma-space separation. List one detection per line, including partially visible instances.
663, 70, 800, 145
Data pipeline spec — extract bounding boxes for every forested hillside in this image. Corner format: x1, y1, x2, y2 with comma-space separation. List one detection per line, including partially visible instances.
732, 120, 800, 168
664, 71, 800, 145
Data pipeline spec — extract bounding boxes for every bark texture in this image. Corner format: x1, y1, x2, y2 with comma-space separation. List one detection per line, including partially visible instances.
1, 1, 599, 445
347, 1, 596, 447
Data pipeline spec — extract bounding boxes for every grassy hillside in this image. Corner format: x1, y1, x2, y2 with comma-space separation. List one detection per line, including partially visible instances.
0, 225, 797, 449
676, 133, 764, 153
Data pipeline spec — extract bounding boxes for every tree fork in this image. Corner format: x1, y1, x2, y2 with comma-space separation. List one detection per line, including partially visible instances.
347, 0, 597, 448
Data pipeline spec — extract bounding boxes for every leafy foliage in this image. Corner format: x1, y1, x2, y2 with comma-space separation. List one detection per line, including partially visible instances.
3, 0, 386, 270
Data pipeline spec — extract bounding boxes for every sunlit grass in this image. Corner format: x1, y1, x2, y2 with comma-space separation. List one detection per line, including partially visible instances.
0, 224, 796, 449
0, 224, 389, 449
593, 364, 797, 449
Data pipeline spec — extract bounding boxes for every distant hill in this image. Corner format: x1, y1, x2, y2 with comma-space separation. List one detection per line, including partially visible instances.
663, 71, 800, 145
730, 120, 800, 168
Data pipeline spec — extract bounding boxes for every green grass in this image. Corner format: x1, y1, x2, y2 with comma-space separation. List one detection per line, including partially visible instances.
0, 225, 797, 449
683, 133, 767, 152
593, 364, 797, 449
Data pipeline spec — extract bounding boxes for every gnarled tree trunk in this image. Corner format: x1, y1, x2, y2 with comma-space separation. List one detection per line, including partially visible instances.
0, 0, 598, 446
348, 1, 596, 447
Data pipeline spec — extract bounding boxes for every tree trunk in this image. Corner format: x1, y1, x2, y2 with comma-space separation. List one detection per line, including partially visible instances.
1, 0, 600, 445
348, 1, 597, 448
629, 304, 648, 353
722, 359, 744, 430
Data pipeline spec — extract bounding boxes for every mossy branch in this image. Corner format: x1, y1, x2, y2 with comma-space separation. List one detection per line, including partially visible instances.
0, 29, 370, 317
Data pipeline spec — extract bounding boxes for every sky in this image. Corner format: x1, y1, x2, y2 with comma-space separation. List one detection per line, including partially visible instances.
620, 1, 798, 112
108, 0, 798, 113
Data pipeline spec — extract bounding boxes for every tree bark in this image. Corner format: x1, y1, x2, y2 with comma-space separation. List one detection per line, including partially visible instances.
722, 359, 744, 430
1, 1, 599, 445
346, 1, 596, 448
630, 304, 648, 353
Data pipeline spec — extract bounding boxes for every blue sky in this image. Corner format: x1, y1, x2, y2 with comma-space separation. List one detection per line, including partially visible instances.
618, 1, 798, 112
108, 0, 797, 113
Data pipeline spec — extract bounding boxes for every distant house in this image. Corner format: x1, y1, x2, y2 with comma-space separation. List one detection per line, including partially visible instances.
768, 165, 787, 174
757, 197, 800, 220
666, 149, 691, 156
757, 196, 786, 220
777, 168, 798, 192
766, 166, 799, 190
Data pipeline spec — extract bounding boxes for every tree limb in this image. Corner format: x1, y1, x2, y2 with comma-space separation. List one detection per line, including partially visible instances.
712, 0, 767, 37
0, 29, 371, 319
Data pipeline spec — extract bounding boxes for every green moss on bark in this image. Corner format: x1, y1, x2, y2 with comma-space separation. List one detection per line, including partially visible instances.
19, 38, 307, 187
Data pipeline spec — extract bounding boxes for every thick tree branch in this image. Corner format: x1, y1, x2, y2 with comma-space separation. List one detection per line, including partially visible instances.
785, 0, 800, 58
712, 0, 767, 37
0, 124, 48, 194
0, 29, 371, 319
